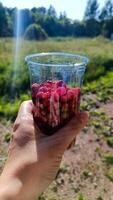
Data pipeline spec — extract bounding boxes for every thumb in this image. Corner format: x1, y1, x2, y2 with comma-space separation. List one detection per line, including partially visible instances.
49, 112, 88, 152
13, 100, 33, 132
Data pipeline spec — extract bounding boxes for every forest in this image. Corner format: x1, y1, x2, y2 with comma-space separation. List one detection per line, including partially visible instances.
0, 0, 113, 39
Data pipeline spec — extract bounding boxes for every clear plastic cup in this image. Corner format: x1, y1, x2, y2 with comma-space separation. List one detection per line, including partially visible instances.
25, 52, 89, 135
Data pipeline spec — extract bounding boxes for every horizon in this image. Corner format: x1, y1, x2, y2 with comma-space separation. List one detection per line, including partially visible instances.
0, 0, 106, 20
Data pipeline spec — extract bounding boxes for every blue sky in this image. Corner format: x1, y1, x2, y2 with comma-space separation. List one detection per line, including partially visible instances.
1, 0, 105, 20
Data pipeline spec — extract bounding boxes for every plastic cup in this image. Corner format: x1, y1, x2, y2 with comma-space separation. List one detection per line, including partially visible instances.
25, 52, 89, 135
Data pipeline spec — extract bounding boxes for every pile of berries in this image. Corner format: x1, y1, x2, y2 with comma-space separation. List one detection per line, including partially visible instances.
31, 80, 81, 134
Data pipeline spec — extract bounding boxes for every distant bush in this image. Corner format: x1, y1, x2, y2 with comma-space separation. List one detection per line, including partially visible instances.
24, 24, 48, 40
84, 56, 113, 83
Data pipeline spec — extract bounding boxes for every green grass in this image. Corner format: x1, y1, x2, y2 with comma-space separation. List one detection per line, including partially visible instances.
106, 168, 113, 182
0, 94, 30, 120
103, 153, 113, 165
1, 37, 113, 95
97, 196, 103, 200
76, 193, 87, 200
0, 36, 113, 120
106, 138, 113, 148
0, 38, 113, 119
4, 132, 11, 143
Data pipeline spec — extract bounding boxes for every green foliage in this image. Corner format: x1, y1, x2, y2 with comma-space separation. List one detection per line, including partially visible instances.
84, 0, 99, 20
0, 3, 9, 37
0, 94, 30, 120
83, 0, 100, 37
38, 196, 46, 200
76, 193, 87, 200
58, 164, 69, 174
99, 0, 113, 21
24, 24, 48, 40
103, 153, 113, 165
0, 37, 113, 120
107, 137, 113, 148
0, 1, 113, 38
4, 132, 11, 143
106, 167, 113, 182
97, 196, 103, 200
82, 170, 92, 179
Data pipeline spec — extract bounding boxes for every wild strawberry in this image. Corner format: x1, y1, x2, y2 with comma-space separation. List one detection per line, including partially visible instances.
38, 86, 48, 93
52, 92, 59, 102
56, 80, 66, 88
67, 89, 75, 101
61, 95, 68, 102
31, 83, 40, 97
72, 87, 81, 96
32, 80, 81, 134
36, 92, 44, 99
56, 87, 66, 96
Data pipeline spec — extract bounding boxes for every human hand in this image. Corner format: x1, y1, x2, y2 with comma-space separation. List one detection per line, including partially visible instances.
0, 100, 88, 200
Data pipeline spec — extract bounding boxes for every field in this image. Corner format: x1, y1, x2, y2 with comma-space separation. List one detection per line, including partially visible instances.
0, 37, 113, 200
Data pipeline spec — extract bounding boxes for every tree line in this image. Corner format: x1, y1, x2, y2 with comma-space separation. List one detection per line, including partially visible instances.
0, 0, 113, 39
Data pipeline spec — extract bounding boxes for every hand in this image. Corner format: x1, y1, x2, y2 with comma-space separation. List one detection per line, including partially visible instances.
0, 100, 88, 200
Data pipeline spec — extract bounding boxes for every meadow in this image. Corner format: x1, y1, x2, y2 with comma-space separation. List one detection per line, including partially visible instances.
0, 36, 113, 120
0, 37, 113, 200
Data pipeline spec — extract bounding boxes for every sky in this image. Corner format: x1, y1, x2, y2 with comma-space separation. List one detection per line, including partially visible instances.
0, 0, 106, 20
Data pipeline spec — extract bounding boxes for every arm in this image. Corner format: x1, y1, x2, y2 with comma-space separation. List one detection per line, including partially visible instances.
0, 177, 23, 200
0, 101, 88, 200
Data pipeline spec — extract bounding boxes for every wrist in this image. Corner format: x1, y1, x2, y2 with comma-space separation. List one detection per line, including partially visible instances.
0, 176, 23, 200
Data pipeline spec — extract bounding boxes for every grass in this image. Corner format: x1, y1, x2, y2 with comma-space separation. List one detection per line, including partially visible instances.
103, 153, 113, 165
0, 94, 30, 120
76, 193, 87, 200
97, 196, 103, 200
4, 132, 11, 143
106, 168, 113, 182
106, 137, 113, 148
0, 37, 113, 123
1, 37, 113, 90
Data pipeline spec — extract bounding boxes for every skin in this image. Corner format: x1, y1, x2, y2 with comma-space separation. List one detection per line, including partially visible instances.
0, 100, 88, 200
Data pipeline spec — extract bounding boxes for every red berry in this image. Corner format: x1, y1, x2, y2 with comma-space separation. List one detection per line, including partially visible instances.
39, 86, 48, 93
56, 87, 66, 96
52, 92, 59, 102
31, 83, 40, 97
67, 89, 75, 100
36, 92, 44, 99
46, 81, 52, 87
46, 92, 51, 99
56, 80, 66, 88
61, 95, 68, 102
72, 87, 81, 95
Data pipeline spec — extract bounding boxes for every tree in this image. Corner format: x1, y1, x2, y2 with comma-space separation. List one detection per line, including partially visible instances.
47, 5, 57, 17
59, 11, 67, 20
24, 23, 48, 40
37, 7, 46, 14
84, 19, 101, 36
99, 0, 113, 21
84, 0, 99, 20
20, 9, 32, 35
102, 18, 113, 37
99, 0, 113, 38
5, 8, 13, 36
83, 0, 101, 37
0, 3, 8, 37
42, 15, 58, 36
73, 21, 86, 37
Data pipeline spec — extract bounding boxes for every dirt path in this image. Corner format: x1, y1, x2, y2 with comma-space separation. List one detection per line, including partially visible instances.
44, 101, 113, 200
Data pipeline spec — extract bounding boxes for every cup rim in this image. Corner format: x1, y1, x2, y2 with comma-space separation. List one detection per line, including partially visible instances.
25, 52, 89, 68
